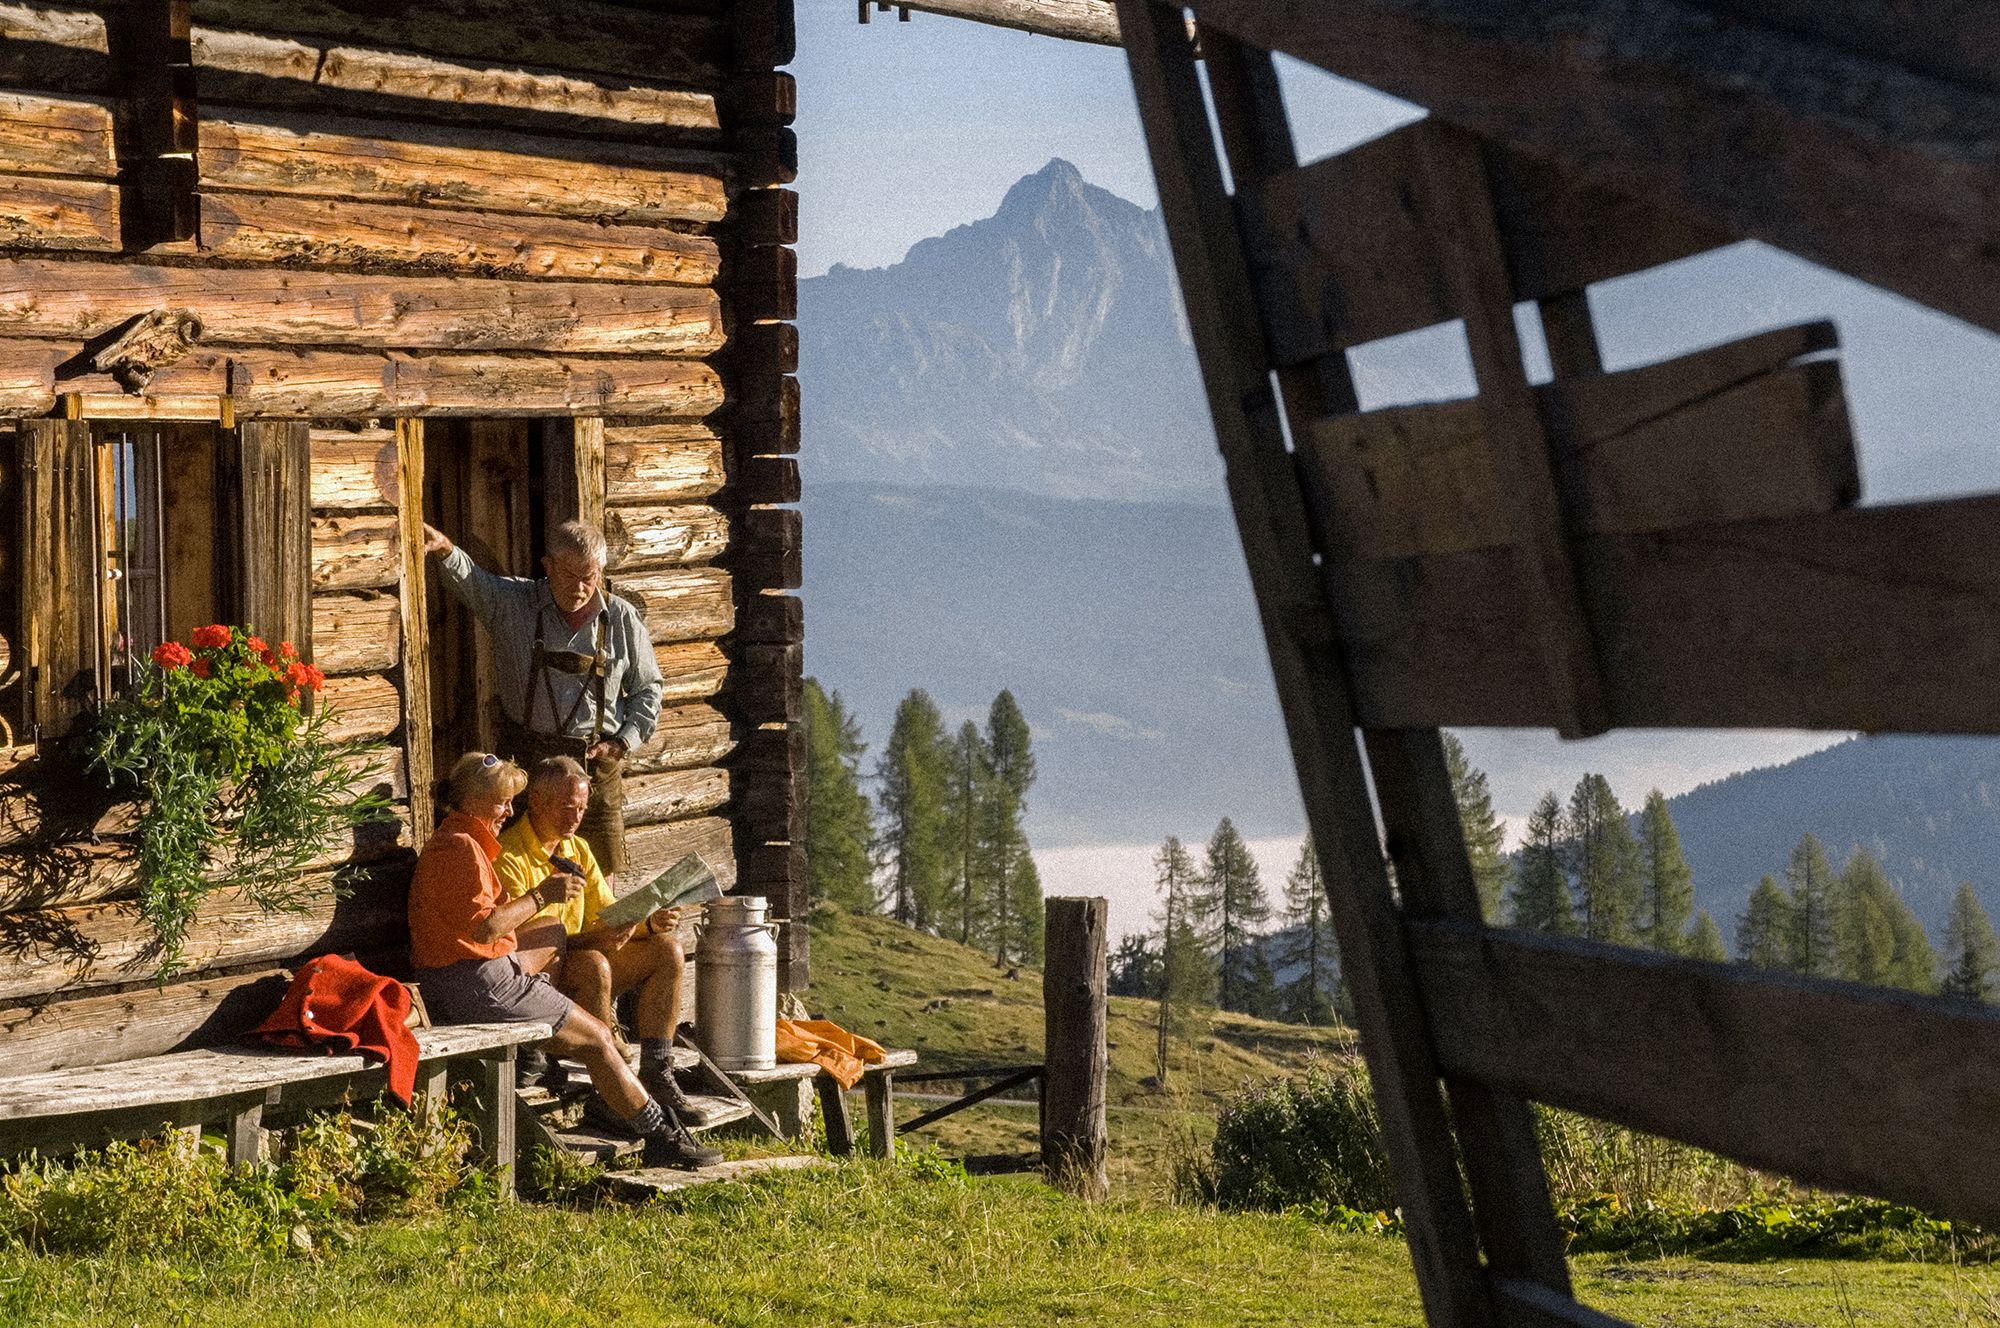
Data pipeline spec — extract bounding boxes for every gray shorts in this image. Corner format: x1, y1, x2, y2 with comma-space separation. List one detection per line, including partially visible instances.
416, 953, 574, 1034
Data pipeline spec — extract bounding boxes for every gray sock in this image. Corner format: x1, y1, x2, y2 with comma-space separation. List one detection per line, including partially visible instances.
626, 1099, 666, 1136
640, 1037, 673, 1075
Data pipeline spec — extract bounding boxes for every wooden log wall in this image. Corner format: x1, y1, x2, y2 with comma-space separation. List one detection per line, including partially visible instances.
0, 0, 805, 1078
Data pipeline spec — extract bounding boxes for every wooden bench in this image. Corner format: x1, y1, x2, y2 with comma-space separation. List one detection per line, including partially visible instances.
732, 1049, 917, 1158
0, 1021, 550, 1195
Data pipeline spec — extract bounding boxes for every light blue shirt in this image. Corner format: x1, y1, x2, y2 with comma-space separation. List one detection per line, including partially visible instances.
437, 547, 664, 751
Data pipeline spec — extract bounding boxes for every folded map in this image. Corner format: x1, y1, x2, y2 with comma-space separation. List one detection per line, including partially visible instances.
595, 853, 723, 930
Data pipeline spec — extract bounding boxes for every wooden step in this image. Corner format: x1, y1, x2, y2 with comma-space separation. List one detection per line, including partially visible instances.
600, 1152, 826, 1197
547, 1092, 751, 1161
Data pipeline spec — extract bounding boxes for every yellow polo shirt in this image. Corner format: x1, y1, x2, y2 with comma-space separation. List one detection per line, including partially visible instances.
495, 816, 616, 935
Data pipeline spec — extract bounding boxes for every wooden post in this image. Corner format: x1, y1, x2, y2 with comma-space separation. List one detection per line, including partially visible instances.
394, 419, 435, 844
468, 1049, 517, 1200
864, 1070, 896, 1160
223, 420, 312, 657
816, 1072, 855, 1156
1041, 896, 1107, 1200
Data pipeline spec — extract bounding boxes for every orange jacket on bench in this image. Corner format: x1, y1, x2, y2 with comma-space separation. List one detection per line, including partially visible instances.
775, 1018, 887, 1091
250, 955, 420, 1106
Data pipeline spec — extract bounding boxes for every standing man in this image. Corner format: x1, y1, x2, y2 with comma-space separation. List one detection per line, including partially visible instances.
423, 519, 662, 874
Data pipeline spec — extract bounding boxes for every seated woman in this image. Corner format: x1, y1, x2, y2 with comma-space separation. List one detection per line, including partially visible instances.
406, 752, 720, 1169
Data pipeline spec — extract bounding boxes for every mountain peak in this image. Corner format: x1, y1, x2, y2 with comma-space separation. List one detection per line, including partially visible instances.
998, 157, 1090, 218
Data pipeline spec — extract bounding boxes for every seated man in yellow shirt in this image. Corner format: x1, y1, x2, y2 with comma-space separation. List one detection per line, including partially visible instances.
497, 755, 718, 1124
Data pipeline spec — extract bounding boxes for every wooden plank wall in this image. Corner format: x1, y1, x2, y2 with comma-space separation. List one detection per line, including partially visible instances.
0, 0, 805, 1075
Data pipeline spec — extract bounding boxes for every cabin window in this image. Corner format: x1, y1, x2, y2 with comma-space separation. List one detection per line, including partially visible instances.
93, 428, 168, 693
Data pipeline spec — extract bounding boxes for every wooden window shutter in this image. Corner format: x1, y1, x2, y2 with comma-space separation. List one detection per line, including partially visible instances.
18, 419, 97, 741
220, 420, 311, 658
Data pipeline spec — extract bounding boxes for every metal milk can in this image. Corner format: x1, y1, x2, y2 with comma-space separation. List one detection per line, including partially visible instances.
694, 894, 779, 1070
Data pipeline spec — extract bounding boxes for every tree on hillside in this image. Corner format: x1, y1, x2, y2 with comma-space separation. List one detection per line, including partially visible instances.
1940, 881, 1999, 1002
978, 692, 1039, 966
1508, 791, 1574, 935
1833, 847, 1898, 987
1205, 818, 1270, 1014
1784, 833, 1838, 976
942, 720, 990, 946
1566, 774, 1642, 946
1737, 875, 1793, 970
875, 690, 951, 929
1279, 838, 1338, 1026
1152, 835, 1212, 1082
1635, 790, 1694, 954
1884, 889, 1938, 994
1444, 733, 1508, 923
1109, 934, 1162, 998
804, 680, 876, 913
1685, 910, 1728, 963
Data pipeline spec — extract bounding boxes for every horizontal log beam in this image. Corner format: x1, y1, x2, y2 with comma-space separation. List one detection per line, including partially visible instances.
603, 502, 730, 571
731, 374, 798, 454
0, 259, 724, 356
614, 566, 734, 642
318, 671, 400, 742
0, 964, 291, 1079
312, 513, 399, 590
731, 642, 802, 726
0, 173, 120, 251
653, 639, 729, 705
200, 191, 721, 284
0, 89, 115, 178
627, 701, 733, 774
1191, 0, 2000, 338
200, 112, 729, 225
1322, 493, 2000, 731
310, 590, 400, 673
623, 814, 734, 890
604, 424, 726, 503
622, 766, 730, 827
883, 0, 1119, 44
310, 429, 396, 510
1409, 918, 2000, 1231
734, 590, 801, 646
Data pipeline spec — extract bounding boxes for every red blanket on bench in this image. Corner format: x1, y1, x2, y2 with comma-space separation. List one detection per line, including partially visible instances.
249, 955, 420, 1106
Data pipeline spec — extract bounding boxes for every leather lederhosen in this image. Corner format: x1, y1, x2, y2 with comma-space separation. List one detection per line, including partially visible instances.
497, 606, 629, 873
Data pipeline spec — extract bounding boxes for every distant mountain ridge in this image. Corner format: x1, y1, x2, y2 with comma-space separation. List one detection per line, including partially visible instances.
797, 158, 1219, 502
1667, 735, 2000, 941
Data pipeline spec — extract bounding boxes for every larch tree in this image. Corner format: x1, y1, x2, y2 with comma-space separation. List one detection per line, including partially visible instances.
1565, 774, 1642, 946
1443, 733, 1509, 923
1832, 847, 1899, 987
1784, 833, 1838, 977
1940, 881, 1999, 1002
1508, 791, 1574, 935
874, 690, 951, 929
1736, 875, 1794, 970
1684, 910, 1728, 963
1279, 838, 1338, 1026
1002, 853, 1045, 966
1635, 790, 1695, 954
1152, 835, 1211, 1082
803, 679, 876, 913
1205, 818, 1270, 1014
943, 721, 991, 946
979, 691, 1038, 966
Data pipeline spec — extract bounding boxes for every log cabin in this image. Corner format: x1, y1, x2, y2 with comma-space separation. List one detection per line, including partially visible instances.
0, 0, 802, 1082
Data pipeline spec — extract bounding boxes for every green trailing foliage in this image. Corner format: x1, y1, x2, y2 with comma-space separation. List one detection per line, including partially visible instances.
87, 625, 391, 976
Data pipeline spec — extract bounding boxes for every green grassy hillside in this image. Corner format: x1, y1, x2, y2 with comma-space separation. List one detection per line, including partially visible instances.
799, 904, 1351, 1192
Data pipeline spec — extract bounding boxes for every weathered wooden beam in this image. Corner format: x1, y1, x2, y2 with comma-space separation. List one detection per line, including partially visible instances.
199, 112, 729, 225
0, 964, 291, 1078
604, 424, 726, 504
0, 174, 120, 250
623, 814, 735, 890
732, 506, 800, 589
0, 259, 725, 356
653, 639, 729, 706
309, 428, 396, 511
318, 671, 400, 742
731, 642, 802, 726
2, 346, 725, 420
1410, 918, 2000, 1232
734, 188, 798, 246
627, 701, 734, 776
541, 416, 606, 544
603, 503, 730, 571
732, 374, 798, 455
0, 89, 116, 177
736, 455, 799, 506
731, 246, 797, 322
734, 589, 800, 646
18, 418, 95, 742
310, 591, 400, 673
1188, 0, 2000, 339
884, 0, 1118, 44
614, 566, 734, 643
623, 766, 730, 828
1042, 897, 1109, 1199
394, 418, 435, 846
221, 418, 313, 656
200, 192, 721, 285
312, 513, 399, 591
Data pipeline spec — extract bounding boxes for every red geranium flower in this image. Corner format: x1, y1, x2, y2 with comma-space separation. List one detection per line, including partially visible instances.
260, 649, 280, 668
191, 625, 231, 650
279, 641, 298, 660
245, 636, 267, 655
285, 662, 326, 693
191, 658, 211, 679
151, 641, 192, 670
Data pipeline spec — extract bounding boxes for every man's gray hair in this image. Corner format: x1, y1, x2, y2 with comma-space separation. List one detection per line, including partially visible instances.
547, 519, 608, 567
527, 754, 589, 795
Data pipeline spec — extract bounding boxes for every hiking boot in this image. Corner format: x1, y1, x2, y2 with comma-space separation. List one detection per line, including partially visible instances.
642, 1116, 723, 1170
639, 1065, 726, 1127
517, 1048, 570, 1094
578, 1092, 640, 1138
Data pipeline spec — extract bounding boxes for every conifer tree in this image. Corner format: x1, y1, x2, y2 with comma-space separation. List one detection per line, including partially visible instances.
1884, 890, 1938, 995
943, 721, 990, 946
1684, 910, 1728, 963
978, 692, 1038, 965
875, 690, 951, 929
1940, 881, 1999, 1002
1508, 791, 1574, 935
1736, 875, 1794, 969
1443, 733, 1508, 923
1279, 838, 1338, 1025
1565, 774, 1642, 946
803, 679, 876, 913
1205, 818, 1270, 1013
1833, 847, 1899, 987
1152, 836, 1211, 1081
1784, 833, 1837, 976
1635, 789, 1694, 953
1109, 934, 1162, 998
1239, 946, 1282, 1020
